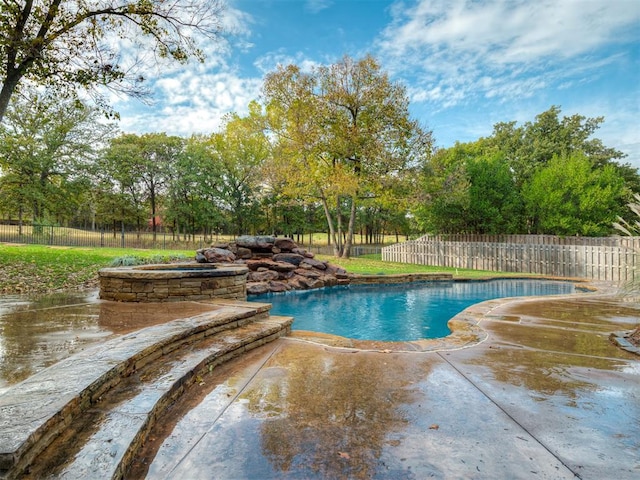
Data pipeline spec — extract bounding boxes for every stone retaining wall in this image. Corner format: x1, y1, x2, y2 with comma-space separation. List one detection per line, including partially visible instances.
99, 264, 249, 302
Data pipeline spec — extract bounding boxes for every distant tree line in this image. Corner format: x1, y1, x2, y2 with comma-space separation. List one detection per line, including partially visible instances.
1, 57, 639, 257
416, 106, 639, 237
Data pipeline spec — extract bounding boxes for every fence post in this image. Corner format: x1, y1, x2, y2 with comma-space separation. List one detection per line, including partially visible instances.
121, 223, 125, 249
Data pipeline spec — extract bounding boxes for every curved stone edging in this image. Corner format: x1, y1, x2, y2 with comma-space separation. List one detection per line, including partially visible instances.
99, 263, 249, 302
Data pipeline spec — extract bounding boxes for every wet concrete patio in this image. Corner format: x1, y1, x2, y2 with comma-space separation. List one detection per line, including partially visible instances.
1, 288, 639, 479
129, 293, 639, 480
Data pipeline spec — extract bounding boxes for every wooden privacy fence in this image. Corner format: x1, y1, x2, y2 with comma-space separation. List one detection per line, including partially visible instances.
382, 235, 639, 284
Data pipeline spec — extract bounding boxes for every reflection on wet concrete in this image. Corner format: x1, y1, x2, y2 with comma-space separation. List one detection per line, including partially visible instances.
495, 296, 640, 327
2, 288, 638, 478
141, 343, 429, 479
246, 344, 424, 479
136, 294, 638, 480
482, 296, 640, 360
0, 291, 220, 392
444, 295, 640, 479
143, 342, 583, 479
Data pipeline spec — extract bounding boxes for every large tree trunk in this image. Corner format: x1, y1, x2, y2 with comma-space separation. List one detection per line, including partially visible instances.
150, 189, 157, 242
341, 195, 357, 258
0, 70, 21, 124
320, 194, 340, 257
336, 196, 343, 256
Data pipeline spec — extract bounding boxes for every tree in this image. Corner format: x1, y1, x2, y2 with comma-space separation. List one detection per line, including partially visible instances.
207, 103, 271, 236
414, 143, 471, 234
415, 143, 523, 234
0, 0, 224, 122
484, 106, 631, 187
417, 107, 639, 236
164, 135, 218, 241
102, 132, 183, 240
464, 153, 523, 234
263, 55, 431, 258
0, 90, 115, 228
522, 153, 626, 236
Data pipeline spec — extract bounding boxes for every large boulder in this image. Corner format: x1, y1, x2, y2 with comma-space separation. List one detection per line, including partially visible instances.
300, 258, 327, 270
278, 270, 296, 280
273, 253, 305, 266
274, 237, 297, 252
246, 259, 297, 272
292, 247, 314, 258
248, 270, 280, 282
198, 247, 236, 263
247, 282, 269, 295
321, 275, 339, 287
236, 235, 275, 251
324, 263, 347, 276
235, 247, 253, 259
294, 268, 322, 279
290, 274, 325, 290
268, 280, 291, 292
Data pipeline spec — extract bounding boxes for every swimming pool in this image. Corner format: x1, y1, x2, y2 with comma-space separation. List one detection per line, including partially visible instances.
254, 279, 576, 341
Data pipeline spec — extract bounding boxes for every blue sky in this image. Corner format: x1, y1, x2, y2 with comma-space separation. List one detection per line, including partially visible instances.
114, 0, 640, 169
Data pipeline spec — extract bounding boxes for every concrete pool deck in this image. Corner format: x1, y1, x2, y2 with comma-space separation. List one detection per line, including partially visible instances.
124, 291, 639, 480
1, 284, 639, 479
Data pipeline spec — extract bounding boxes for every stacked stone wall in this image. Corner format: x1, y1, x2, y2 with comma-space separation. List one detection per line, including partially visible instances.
197, 236, 350, 294
99, 265, 248, 302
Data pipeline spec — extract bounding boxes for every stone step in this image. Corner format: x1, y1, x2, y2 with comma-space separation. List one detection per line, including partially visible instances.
23, 316, 293, 480
0, 300, 289, 479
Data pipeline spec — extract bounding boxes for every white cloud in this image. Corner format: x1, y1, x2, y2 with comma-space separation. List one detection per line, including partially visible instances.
113, 0, 261, 136
378, 0, 640, 107
306, 0, 333, 14
116, 65, 262, 135
254, 51, 322, 75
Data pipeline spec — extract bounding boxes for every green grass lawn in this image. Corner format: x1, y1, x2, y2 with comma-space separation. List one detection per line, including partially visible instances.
0, 245, 529, 295
0, 244, 193, 294
317, 253, 536, 279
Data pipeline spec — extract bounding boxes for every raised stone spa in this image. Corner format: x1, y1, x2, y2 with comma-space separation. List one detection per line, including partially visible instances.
98, 263, 249, 302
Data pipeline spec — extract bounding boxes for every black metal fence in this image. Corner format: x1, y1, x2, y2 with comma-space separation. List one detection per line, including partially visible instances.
0, 224, 220, 251
0, 223, 384, 256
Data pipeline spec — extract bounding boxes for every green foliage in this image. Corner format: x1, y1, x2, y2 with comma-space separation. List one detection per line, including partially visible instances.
522, 153, 626, 236
0, 92, 115, 224
415, 143, 471, 233
109, 253, 189, 266
100, 132, 184, 237
613, 193, 640, 236
163, 134, 226, 238
110, 255, 144, 267
465, 153, 523, 234
485, 106, 628, 186
417, 106, 639, 236
0, 0, 225, 121
207, 105, 271, 235
263, 55, 432, 257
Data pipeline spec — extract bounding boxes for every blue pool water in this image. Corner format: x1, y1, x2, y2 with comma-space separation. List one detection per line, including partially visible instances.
254, 279, 576, 341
